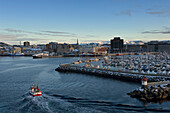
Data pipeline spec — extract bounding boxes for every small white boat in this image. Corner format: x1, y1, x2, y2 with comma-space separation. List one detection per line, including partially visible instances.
32, 53, 48, 58
32, 53, 43, 58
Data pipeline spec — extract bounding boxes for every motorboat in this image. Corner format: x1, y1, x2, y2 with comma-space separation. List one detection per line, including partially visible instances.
32, 53, 43, 58
29, 84, 42, 97
32, 53, 49, 58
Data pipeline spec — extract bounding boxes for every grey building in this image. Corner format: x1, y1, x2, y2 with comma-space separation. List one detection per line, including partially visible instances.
24, 41, 30, 47
125, 45, 146, 52
110, 37, 124, 53
158, 43, 170, 52
46, 42, 73, 55
146, 41, 170, 52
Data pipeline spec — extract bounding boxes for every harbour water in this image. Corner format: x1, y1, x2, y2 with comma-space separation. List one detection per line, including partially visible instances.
0, 57, 169, 113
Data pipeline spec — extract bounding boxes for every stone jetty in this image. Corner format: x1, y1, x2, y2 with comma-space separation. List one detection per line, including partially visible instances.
55, 65, 170, 83
56, 60, 170, 103
127, 84, 170, 102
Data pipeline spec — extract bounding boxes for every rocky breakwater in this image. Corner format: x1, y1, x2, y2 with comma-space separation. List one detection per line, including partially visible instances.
127, 84, 170, 103
55, 65, 170, 83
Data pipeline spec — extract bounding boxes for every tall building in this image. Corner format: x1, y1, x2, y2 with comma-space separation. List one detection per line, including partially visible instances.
24, 41, 30, 47
110, 37, 124, 53
77, 39, 79, 45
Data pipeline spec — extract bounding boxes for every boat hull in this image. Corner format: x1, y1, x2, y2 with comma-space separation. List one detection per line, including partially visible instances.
116, 53, 122, 56
9, 55, 24, 56
29, 91, 42, 97
33, 56, 42, 58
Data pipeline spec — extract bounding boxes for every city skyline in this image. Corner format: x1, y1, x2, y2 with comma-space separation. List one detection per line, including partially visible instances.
0, 0, 170, 45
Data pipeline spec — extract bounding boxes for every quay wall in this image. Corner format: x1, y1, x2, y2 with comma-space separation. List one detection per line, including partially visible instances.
55, 65, 170, 83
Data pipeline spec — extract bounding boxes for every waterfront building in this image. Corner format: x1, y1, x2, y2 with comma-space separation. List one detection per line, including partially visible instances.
125, 44, 146, 52
146, 41, 158, 52
46, 42, 58, 53
77, 39, 79, 45
46, 42, 73, 55
98, 46, 108, 55
24, 41, 30, 47
37, 44, 47, 50
79, 44, 99, 54
56, 43, 72, 55
70, 39, 80, 54
9, 47, 22, 54
146, 41, 170, 52
0, 47, 9, 55
158, 43, 170, 52
23, 48, 42, 55
110, 37, 124, 53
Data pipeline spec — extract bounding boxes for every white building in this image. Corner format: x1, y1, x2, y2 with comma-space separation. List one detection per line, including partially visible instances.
79, 45, 99, 54
23, 48, 42, 55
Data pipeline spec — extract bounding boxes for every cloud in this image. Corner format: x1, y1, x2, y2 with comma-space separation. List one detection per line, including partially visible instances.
146, 11, 163, 15
41, 30, 75, 35
0, 34, 18, 41
16, 38, 49, 41
81, 39, 109, 44
146, 8, 170, 16
2, 28, 101, 44
85, 35, 96, 37
146, 10, 167, 15
117, 9, 132, 16
0, 33, 50, 42
4, 28, 23, 33
142, 27, 170, 34
4, 28, 101, 40
4, 28, 77, 37
0, 33, 62, 45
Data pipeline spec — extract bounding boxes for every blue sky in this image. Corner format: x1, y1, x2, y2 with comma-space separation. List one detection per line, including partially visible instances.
0, 0, 170, 45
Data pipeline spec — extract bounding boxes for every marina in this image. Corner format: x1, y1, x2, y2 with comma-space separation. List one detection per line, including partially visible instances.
103, 53, 170, 76
56, 64, 170, 82
56, 53, 170, 83
56, 53, 170, 104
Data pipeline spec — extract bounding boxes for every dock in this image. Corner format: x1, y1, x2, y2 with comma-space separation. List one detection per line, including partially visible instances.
56, 64, 170, 83
56, 59, 170, 103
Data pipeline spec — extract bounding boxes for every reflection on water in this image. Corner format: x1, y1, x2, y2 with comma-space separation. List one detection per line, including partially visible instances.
140, 99, 170, 107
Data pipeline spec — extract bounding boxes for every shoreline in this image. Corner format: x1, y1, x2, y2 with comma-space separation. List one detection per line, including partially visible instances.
0, 52, 159, 58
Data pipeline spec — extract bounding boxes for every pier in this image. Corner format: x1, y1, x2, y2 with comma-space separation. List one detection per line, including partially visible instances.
56, 52, 170, 83
55, 54, 170, 103
55, 64, 170, 83
56, 63, 170, 103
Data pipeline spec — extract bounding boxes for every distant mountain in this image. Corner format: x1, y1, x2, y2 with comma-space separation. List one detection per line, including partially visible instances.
101, 41, 110, 44
80, 41, 110, 45
160, 40, 170, 43
0, 42, 10, 46
124, 41, 144, 45
125, 40, 170, 45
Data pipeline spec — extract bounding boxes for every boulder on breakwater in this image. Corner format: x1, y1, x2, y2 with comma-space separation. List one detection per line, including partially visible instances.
55, 66, 170, 83
127, 84, 170, 102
